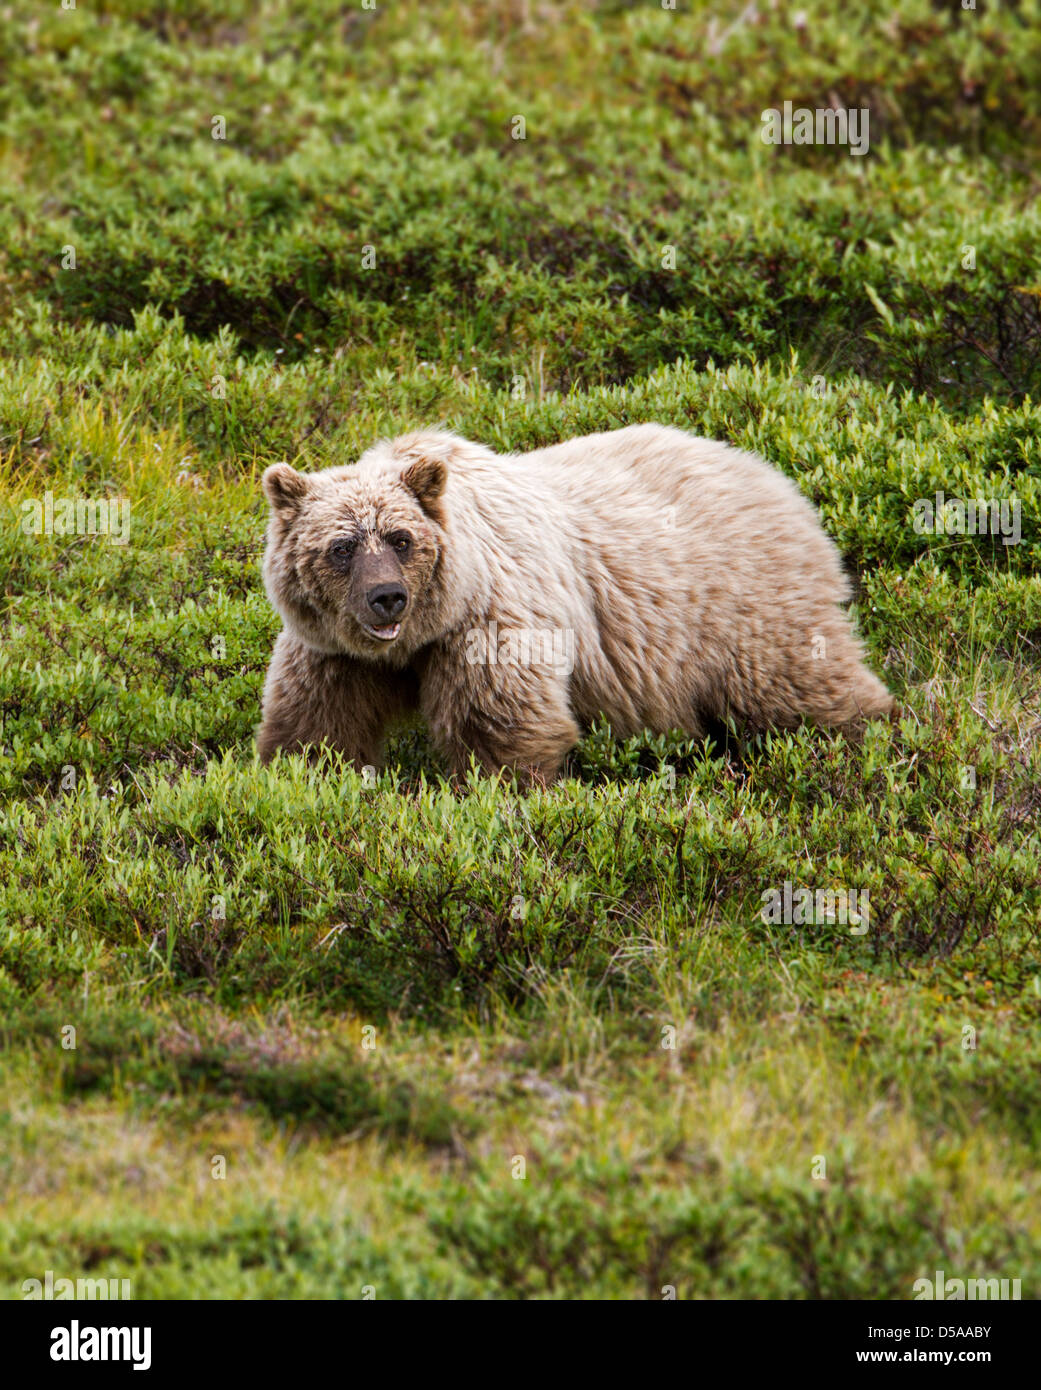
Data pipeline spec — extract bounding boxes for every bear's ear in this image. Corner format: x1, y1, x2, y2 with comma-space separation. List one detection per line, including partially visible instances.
263, 462, 310, 515
401, 455, 448, 522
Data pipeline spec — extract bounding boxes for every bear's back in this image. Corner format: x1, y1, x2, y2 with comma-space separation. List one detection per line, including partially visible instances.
505, 425, 842, 587
487, 425, 854, 734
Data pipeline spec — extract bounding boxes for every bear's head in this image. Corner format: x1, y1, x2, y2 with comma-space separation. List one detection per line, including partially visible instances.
261, 436, 453, 663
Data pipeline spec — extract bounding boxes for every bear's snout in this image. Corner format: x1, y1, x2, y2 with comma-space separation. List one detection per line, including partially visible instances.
366, 583, 408, 621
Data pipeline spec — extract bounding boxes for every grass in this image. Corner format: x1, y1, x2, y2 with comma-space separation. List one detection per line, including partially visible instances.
0, 0, 1039, 1299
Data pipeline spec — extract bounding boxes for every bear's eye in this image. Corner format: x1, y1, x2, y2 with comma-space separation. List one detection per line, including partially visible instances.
388, 532, 412, 556
328, 537, 356, 563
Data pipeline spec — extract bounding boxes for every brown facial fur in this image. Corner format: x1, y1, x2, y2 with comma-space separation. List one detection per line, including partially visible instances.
261, 455, 447, 666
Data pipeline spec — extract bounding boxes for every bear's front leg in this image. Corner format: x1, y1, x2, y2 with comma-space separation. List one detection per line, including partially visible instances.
421, 652, 581, 788
257, 630, 418, 768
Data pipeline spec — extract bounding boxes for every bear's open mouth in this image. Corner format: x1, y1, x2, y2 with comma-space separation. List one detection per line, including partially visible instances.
362, 621, 401, 641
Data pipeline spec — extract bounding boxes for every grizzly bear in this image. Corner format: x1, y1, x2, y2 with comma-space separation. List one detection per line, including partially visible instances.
257, 424, 893, 784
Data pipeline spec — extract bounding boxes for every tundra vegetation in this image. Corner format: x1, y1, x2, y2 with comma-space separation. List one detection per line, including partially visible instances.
0, 0, 1039, 1298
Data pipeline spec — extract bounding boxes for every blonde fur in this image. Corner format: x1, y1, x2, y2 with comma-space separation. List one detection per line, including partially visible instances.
258, 424, 893, 783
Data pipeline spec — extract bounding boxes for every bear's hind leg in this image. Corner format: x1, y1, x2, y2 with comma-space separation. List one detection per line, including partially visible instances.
790, 634, 895, 737
835, 664, 896, 733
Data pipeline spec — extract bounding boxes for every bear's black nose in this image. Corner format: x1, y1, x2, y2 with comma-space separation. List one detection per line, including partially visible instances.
366, 583, 407, 620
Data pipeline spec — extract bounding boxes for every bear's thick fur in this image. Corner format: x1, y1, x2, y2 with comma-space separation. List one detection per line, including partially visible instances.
257, 424, 893, 783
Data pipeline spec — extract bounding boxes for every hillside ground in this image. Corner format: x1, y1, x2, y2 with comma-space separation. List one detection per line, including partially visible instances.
1, 0, 1039, 1297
